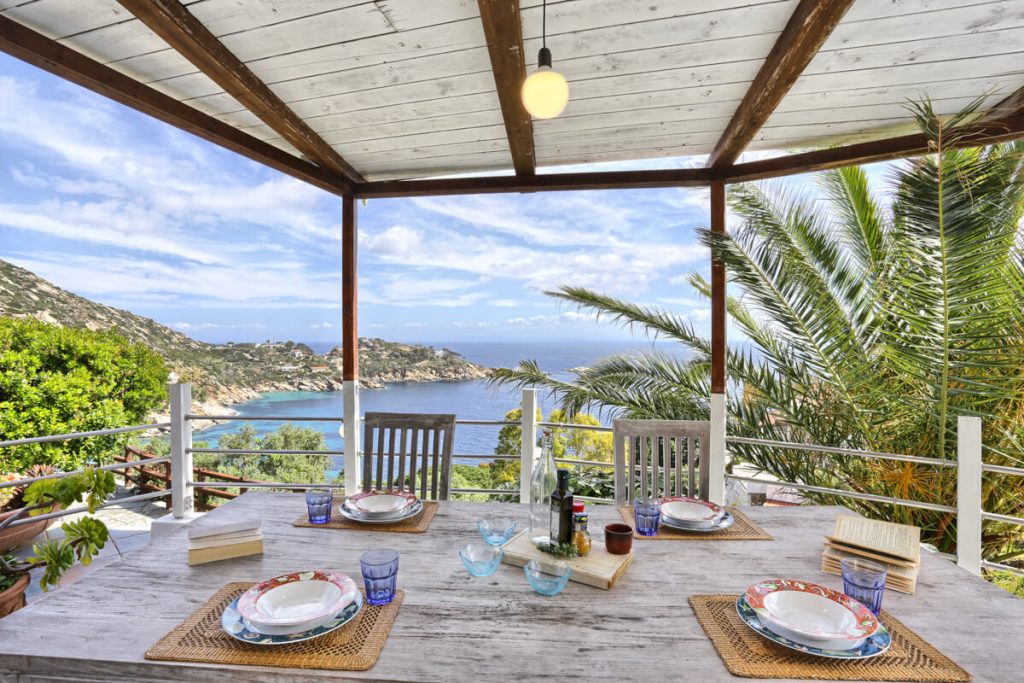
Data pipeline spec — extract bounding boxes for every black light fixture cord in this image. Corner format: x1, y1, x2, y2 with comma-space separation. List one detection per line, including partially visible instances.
542, 0, 547, 49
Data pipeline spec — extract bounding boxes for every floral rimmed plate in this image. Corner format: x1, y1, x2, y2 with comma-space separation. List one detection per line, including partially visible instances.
337, 498, 424, 524
236, 570, 357, 630
660, 497, 725, 526
660, 509, 735, 533
735, 596, 891, 660
221, 591, 363, 646
744, 579, 879, 641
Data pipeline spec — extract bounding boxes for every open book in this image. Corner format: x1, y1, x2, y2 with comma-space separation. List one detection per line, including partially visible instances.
826, 514, 920, 563
821, 514, 921, 594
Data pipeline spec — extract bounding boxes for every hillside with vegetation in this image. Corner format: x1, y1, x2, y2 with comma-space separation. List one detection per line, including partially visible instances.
0, 259, 488, 409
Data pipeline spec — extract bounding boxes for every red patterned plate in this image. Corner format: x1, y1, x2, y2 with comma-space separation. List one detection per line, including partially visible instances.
744, 579, 879, 641
236, 570, 358, 629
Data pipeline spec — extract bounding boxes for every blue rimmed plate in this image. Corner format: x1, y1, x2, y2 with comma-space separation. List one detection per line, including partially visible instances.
735, 596, 891, 660
221, 590, 362, 645
661, 510, 735, 533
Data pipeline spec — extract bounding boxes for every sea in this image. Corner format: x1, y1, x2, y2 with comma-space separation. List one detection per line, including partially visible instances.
193, 341, 686, 475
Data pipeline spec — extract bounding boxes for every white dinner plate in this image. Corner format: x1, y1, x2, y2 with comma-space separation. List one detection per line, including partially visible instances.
337, 499, 424, 524
660, 509, 735, 533
660, 497, 724, 527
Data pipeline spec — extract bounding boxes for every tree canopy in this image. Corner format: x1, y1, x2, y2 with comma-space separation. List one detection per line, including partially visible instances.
0, 318, 167, 472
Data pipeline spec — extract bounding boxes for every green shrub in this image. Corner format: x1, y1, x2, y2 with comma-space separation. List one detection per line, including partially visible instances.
0, 318, 167, 472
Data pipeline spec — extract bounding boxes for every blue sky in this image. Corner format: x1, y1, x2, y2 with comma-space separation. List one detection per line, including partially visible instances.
0, 53, 871, 346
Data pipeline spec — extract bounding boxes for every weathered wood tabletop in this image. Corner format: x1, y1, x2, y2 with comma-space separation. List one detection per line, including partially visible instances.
0, 494, 1021, 682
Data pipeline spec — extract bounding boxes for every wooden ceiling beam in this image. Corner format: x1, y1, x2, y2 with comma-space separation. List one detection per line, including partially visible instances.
477, 0, 535, 176
721, 112, 1024, 184
707, 0, 855, 168
116, 0, 364, 184
0, 15, 351, 196
355, 168, 712, 198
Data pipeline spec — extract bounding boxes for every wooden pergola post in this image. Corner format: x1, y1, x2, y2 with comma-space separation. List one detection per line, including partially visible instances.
342, 193, 360, 495
708, 180, 727, 504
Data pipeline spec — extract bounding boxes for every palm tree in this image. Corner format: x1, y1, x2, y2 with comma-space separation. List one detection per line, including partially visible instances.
493, 101, 1024, 562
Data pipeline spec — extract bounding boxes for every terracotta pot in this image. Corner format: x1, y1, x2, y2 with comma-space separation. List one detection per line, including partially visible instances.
0, 505, 58, 554
0, 572, 29, 618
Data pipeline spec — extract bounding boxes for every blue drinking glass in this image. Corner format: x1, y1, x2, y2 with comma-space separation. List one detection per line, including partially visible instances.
634, 497, 662, 536
360, 549, 400, 606
840, 556, 887, 616
305, 488, 333, 524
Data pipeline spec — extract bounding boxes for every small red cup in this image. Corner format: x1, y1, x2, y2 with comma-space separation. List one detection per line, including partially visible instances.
604, 523, 634, 555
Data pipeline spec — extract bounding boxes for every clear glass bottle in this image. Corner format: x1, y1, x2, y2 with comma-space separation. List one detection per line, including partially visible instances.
529, 428, 558, 547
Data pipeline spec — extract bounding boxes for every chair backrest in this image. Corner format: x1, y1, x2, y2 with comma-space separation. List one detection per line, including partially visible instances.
361, 412, 456, 500
612, 419, 711, 506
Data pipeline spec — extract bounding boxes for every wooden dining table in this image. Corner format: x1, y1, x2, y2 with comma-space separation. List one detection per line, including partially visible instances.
0, 493, 1021, 682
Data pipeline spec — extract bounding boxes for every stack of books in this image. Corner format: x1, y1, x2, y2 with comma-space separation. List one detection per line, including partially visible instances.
820, 514, 921, 594
187, 520, 263, 566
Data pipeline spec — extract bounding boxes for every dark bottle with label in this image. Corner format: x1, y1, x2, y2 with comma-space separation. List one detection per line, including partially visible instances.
549, 469, 575, 545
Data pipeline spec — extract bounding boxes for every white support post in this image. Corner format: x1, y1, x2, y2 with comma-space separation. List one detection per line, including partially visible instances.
957, 415, 983, 575
169, 382, 193, 518
520, 388, 538, 504
343, 380, 361, 496
708, 393, 727, 505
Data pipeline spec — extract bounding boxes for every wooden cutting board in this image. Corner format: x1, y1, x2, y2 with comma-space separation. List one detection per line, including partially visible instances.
500, 530, 633, 590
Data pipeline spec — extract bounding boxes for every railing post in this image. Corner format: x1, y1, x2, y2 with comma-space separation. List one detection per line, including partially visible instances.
708, 393, 727, 505
520, 389, 538, 504
169, 383, 194, 518
957, 415, 983, 575
343, 380, 361, 496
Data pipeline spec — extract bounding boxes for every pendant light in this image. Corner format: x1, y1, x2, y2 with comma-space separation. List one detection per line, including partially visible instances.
521, 0, 569, 119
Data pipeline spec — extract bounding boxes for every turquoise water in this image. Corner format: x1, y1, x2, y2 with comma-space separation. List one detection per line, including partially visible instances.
193, 341, 687, 474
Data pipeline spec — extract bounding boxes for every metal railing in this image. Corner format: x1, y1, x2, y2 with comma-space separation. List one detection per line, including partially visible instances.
3, 383, 1022, 578
0, 422, 172, 528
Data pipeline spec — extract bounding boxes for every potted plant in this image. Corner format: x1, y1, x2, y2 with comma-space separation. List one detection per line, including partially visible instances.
0, 466, 58, 554
0, 467, 116, 617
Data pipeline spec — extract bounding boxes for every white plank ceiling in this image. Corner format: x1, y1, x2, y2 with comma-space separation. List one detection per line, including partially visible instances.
2, 0, 1023, 180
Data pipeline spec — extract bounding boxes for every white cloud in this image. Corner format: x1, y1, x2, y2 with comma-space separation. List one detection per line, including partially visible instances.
309, 322, 333, 329
361, 225, 424, 258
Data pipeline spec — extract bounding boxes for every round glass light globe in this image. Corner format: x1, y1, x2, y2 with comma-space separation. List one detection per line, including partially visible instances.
521, 67, 569, 119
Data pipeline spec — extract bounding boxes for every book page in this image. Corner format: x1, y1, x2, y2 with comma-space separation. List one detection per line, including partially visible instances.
827, 514, 921, 563
823, 540, 918, 568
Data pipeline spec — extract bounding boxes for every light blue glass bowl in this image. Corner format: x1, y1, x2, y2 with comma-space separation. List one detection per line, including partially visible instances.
460, 541, 503, 577
477, 517, 517, 546
523, 559, 572, 596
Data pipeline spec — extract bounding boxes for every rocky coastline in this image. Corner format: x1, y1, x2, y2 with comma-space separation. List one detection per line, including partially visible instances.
157, 362, 491, 430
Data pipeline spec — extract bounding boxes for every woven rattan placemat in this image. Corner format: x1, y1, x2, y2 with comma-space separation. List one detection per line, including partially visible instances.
688, 594, 971, 682
618, 506, 772, 540
294, 501, 438, 533
146, 583, 403, 671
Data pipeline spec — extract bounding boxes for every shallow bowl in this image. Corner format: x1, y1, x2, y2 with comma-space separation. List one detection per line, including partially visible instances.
460, 541, 503, 577
238, 570, 357, 634
523, 559, 572, 596
477, 517, 517, 546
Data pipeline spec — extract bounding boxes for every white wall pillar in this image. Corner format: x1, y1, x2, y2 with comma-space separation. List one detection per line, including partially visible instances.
169, 382, 194, 518
708, 392, 727, 505
956, 415, 983, 575
343, 380, 361, 496
520, 388, 538, 504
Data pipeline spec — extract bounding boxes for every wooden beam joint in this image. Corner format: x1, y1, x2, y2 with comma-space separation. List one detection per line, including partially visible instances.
116, 0, 364, 183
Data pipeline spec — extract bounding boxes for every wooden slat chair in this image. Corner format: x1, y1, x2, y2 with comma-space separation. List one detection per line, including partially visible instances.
361, 412, 456, 501
612, 419, 712, 506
